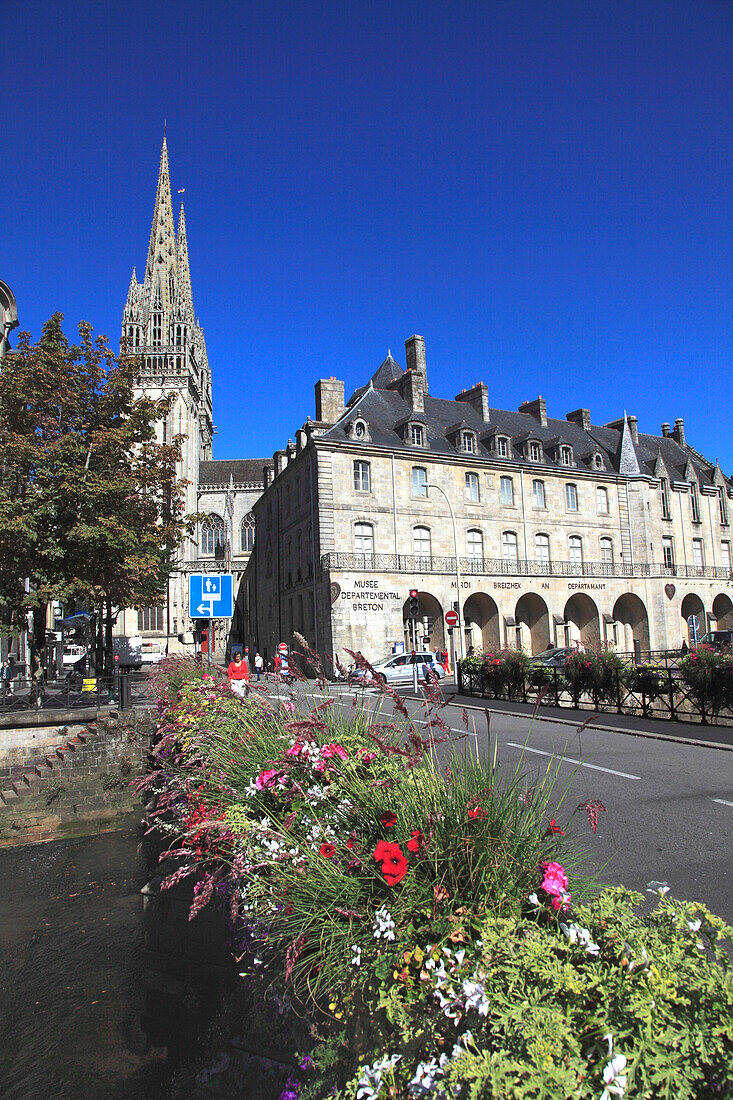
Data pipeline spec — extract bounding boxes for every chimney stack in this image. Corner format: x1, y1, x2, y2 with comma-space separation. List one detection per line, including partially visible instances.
404, 334, 428, 385
315, 378, 345, 424
672, 418, 686, 447
661, 422, 670, 437
566, 408, 591, 432
456, 382, 490, 423
518, 396, 548, 428
627, 415, 639, 445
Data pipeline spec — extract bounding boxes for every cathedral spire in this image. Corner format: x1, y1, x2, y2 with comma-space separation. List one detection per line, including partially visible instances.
144, 136, 178, 309
176, 202, 194, 318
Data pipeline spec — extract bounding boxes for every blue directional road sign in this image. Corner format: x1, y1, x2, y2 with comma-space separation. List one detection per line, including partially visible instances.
188, 574, 234, 619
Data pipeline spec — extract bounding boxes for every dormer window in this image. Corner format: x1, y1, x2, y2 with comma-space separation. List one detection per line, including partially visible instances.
496, 436, 509, 458
411, 424, 424, 447
345, 417, 370, 442
560, 445, 573, 466
354, 421, 365, 439
462, 431, 475, 454
593, 453, 603, 470
529, 441, 541, 462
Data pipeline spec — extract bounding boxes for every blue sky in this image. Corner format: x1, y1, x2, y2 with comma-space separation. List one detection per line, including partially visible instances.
4, 0, 732, 469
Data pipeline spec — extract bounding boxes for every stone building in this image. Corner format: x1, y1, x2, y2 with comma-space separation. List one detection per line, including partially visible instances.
249, 335, 733, 665
116, 139, 270, 652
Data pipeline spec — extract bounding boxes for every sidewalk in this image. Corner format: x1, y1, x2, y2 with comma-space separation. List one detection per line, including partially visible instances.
438, 688, 733, 751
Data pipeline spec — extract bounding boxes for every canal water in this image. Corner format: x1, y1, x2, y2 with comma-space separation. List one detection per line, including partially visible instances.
0, 818, 183, 1099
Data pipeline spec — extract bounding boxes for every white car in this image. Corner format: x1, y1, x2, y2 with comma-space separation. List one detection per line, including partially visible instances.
349, 651, 445, 686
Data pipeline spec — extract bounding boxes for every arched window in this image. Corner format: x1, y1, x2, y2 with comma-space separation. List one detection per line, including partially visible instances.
535, 533, 550, 568
354, 522, 374, 557
467, 529, 483, 559
502, 531, 518, 564
600, 537, 614, 568
413, 526, 432, 561
568, 536, 583, 568
240, 512, 255, 553
201, 514, 226, 555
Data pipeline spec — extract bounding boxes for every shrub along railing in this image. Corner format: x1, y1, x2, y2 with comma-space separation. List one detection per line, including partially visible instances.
457, 647, 733, 726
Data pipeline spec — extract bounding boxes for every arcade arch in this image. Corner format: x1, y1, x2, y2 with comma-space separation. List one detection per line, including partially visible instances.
563, 594, 601, 648
463, 593, 500, 653
612, 593, 650, 653
680, 593, 706, 644
515, 593, 550, 655
712, 593, 733, 630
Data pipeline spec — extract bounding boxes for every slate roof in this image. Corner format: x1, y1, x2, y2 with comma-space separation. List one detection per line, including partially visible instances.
199, 459, 272, 487
325, 363, 729, 487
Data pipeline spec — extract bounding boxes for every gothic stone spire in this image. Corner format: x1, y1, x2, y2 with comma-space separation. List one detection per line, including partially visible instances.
175, 202, 195, 320
145, 135, 178, 311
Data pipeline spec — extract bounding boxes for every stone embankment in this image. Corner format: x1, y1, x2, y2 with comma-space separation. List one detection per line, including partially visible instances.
0, 713, 152, 845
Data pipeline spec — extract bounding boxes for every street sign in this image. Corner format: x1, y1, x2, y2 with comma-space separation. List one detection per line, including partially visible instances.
687, 614, 700, 645
278, 642, 288, 653
188, 574, 234, 619
445, 609, 460, 628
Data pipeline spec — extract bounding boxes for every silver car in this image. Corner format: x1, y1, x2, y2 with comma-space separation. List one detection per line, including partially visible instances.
349, 651, 445, 685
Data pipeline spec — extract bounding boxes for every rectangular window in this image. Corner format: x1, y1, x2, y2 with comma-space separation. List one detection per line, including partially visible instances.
662, 537, 675, 570
500, 476, 514, 505
568, 536, 583, 567
565, 483, 578, 510
596, 486, 609, 513
465, 472, 479, 501
412, 466, 428, 498
467, 529, 483, 559
560, 446, 572, 466
690, 481, 700, 522
692, 538, 704, 570
535, 533, 550, 565
411, 424, 424, 446
600, 538, 614, 567
719, 489, 729, 526
354, 523, 374, 556
660, 477, 671, 519
532, 479, 545, 508
353, 460, 371, 492
529, 441, 541, 462
502, 531, 518, 563
497, 437, 508, 458
462, 432, 475, 453
721, 541, 731, 573
137, 606, 164, 632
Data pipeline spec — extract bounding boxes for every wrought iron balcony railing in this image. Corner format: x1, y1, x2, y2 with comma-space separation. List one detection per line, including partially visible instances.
320, 552, 733, 582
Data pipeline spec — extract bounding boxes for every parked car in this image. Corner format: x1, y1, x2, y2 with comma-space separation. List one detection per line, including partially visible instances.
141, 640, 166, 665
697, 630, 733, 652
349, 651, 444, 686
530, 646, 577, 668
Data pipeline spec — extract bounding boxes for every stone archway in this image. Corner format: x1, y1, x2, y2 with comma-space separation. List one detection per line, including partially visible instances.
402, 591, 445, 651
563, 593, 601, 648
515, 593, 550, 655
463, 593, 501, 654
712, 593, 733, 630
680, 593, 706, 644
612, 593, 650, 654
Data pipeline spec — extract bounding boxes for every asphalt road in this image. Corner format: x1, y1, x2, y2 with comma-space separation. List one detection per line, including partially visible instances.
263, 678, 733, 923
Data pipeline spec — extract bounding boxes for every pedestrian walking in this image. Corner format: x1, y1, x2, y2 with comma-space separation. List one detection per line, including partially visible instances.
2, 655, 14, 696
254, 651, 264, 681
227, 651, 250, 697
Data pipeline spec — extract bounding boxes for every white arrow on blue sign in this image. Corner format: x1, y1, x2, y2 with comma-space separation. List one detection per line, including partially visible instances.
188, 574, 234, 619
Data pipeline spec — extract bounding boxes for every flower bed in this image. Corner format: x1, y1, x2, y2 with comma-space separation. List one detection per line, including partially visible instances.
141, 658, 733, 1099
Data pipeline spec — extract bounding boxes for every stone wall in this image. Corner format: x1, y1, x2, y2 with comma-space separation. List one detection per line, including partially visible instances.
0, 713, 152, 846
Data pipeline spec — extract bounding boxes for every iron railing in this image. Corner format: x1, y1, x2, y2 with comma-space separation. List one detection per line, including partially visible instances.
321, 553, 733, 582
0, 672, 151, 721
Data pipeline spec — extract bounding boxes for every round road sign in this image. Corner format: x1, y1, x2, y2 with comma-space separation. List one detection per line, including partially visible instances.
278, 642, 288, 653
445, 609, 460, 628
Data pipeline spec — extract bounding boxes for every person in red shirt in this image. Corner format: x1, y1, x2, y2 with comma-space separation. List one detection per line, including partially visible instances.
227, 651, 250, 697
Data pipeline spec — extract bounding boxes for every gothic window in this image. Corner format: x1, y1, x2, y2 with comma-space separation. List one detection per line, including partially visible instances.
719, 489, 729, 526
152, 312, 163, 346
240, 512, 255, 553
201, 514, 226, 555
690, 481, 701, 523
660, 477, 671, 519
465, 472, 479, 501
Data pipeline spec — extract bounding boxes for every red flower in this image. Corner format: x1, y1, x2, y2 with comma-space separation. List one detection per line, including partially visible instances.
544, 818, 565, 836
468, 806, 487, 820
381, 851, 408, 885
346, 834, 356, 850
380, 812, 397, 828
406, 830, 424, 853
373, 840, 401, 862
319, 843, 336, 858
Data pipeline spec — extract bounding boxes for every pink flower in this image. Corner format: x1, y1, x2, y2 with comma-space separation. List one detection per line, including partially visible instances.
286, 741, 304, 756
255, 768, 284, 790
356, 748, 377, 762
321, 743, 348, 760
540, 860, 569, 897
281, 701, 296, 713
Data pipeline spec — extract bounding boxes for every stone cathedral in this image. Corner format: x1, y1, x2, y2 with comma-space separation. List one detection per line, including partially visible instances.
116, 139, 269, 653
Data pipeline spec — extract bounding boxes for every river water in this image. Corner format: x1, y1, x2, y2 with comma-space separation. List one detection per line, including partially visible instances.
0, 818, 178, 1099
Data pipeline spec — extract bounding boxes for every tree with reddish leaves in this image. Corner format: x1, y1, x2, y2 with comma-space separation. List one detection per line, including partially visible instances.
0, 314, 189, 673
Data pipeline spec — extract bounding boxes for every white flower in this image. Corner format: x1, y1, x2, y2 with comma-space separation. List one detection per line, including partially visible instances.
373, 904, 396, 941
646, 880, 670, 897
687, 919, 702, 932
356, 1053, 401, 1100
351, 945, 362, 967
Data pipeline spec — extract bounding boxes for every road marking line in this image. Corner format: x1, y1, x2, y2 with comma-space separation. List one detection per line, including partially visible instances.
505, 743, 641, 780
712, 798, 733, 807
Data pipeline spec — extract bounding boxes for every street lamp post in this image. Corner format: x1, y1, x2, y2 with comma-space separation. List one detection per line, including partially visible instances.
426, 483, 463, 676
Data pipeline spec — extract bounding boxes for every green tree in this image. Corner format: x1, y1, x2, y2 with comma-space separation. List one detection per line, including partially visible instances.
0, 314, 188, 673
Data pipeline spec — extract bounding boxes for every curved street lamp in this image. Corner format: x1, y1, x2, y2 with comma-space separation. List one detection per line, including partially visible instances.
426, 483, 463, 674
